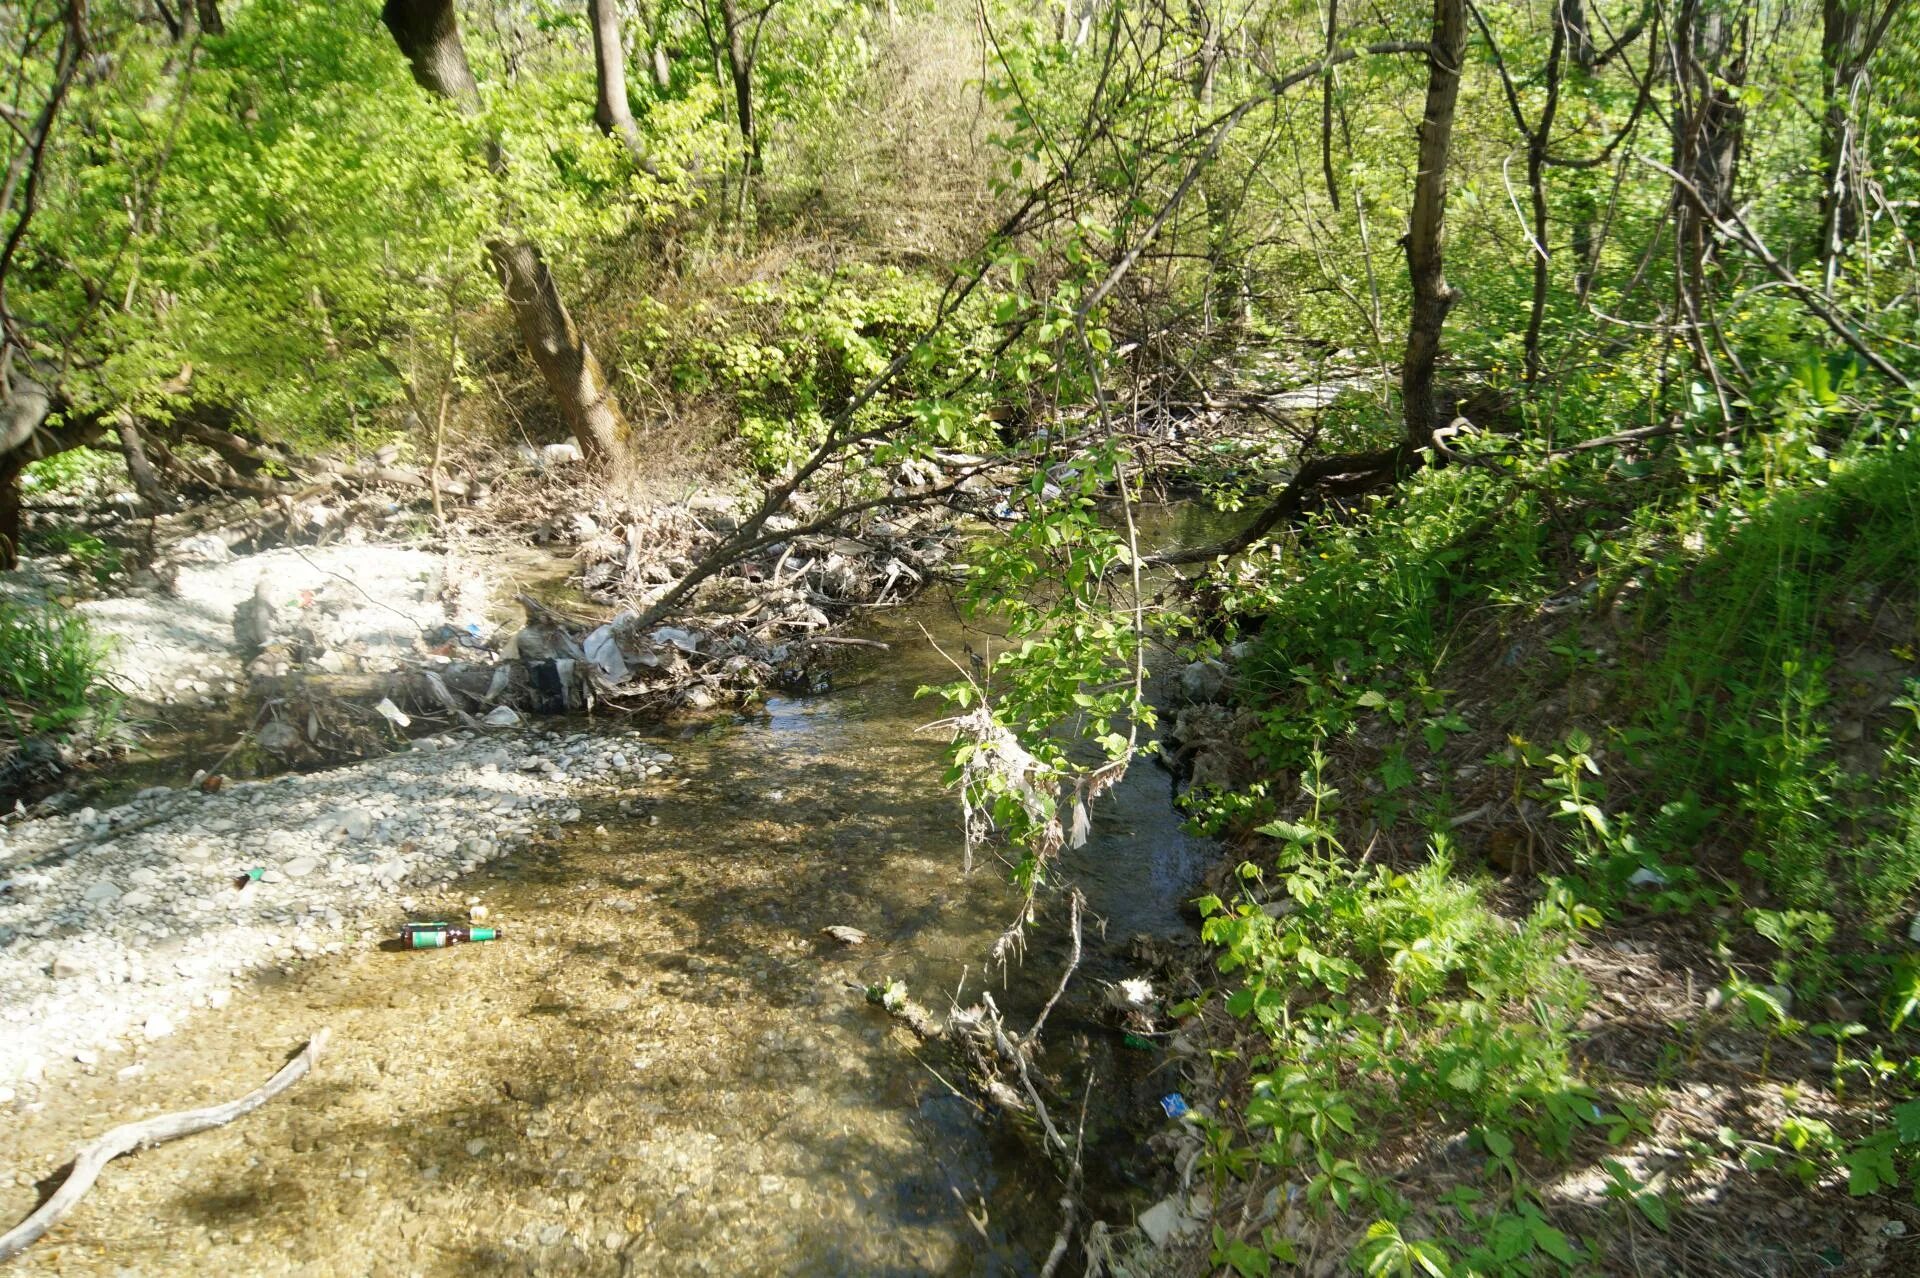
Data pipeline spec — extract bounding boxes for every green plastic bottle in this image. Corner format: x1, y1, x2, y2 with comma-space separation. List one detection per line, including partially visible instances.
401, 923, 498, 948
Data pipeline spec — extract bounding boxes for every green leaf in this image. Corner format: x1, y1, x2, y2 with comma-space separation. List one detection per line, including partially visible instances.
1527, 1219, 1575, 1265
1894, 1100, 1920, 1144
1411, 1240, 1454, 1277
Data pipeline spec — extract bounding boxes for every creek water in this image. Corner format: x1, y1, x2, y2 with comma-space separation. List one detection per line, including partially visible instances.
0, 505, 1228, 1277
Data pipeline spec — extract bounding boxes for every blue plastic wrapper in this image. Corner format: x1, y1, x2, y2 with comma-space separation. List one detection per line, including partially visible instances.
1160, 1092, 1189, 1119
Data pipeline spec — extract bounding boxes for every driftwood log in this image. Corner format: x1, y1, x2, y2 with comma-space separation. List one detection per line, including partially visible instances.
0, 1029, 331, 1263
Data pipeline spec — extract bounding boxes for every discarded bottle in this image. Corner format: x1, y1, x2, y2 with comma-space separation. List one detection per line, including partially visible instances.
233, 867, 265, 889
401, 922, 498, 948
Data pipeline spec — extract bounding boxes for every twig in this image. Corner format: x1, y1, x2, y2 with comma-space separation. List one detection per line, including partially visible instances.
799, 635, 890, 650
288, 547, 427, 635
515, 591, 602, 631
0, 1030, 331, 1262
1039, 1068, 1095, 1278
1026, 889, 1083, 1044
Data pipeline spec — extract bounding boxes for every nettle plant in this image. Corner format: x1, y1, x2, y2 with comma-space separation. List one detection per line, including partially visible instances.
1189, 751, 1617, 1268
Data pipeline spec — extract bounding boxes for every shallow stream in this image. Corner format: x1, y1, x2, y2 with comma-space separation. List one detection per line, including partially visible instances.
0, 506, 1227, 1276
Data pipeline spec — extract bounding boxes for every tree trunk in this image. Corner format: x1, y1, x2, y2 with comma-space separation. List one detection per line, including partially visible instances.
115, 413, 174, 512
380, 0, 629, 468
716, 0, 760, 175
1521, 0, 1569, 384
1821, 0, 1865, 257
1818, 0, 1905, 270
1321, 0, 1340, 206
0, 454, 23, 571
1564, 0, 1599, 298
1401, 0, 1466, 449
195, 0, 224, 36
487, 239, 628, 465
588, 0, 656, 172
1672, 0, 1746, 282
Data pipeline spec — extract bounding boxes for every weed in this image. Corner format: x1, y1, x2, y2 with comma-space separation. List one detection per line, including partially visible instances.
0, 601, 121, 743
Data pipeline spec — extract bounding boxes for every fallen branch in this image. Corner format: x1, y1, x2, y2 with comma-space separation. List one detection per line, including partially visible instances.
1147, 442, 1415, 566
1025, 889, 1083, 1044
0, 1029, 331, 1263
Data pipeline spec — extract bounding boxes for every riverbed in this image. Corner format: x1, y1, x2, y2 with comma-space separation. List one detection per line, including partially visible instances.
0, 516, 1220, 1275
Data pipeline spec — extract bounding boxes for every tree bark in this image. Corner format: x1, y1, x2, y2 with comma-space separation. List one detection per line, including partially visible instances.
1401, 0, 1466, 448
1672, 0, 1746, 281
588, 0, 656, 172
715, 0, 760, 175
1819, 0, 1904, 273
1522, 1, 1569, 384
1564, 0, 1599, 298
380, 0, 629, 468
114, 413, 174, 512
195, 0, 224, 36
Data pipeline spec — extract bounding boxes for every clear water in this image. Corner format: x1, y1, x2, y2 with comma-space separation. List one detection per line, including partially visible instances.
0, 505, 1231, 1276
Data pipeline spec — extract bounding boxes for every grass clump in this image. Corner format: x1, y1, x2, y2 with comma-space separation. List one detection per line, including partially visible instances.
0, 600, 120, 745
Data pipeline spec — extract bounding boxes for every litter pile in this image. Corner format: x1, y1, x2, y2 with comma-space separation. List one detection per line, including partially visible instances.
352, 494, 964, 721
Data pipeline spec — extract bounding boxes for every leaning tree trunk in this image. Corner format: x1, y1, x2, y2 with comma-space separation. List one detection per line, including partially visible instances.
114, 413, 175, 513
588, 0, 655, 172
380, 0, 629, 468
1401, 0, 1466, 448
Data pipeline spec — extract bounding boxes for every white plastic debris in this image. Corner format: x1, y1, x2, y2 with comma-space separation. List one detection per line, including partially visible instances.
482, 705, 521, 727
651, 626, 701, 654
582, 624, 631, 685
1627, 867, 1669, 889
373, 697, 412, 729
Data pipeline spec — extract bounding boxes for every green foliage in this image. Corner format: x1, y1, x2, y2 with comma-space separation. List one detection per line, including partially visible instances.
0, 601, 120, 742
626, 264, 997, 472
